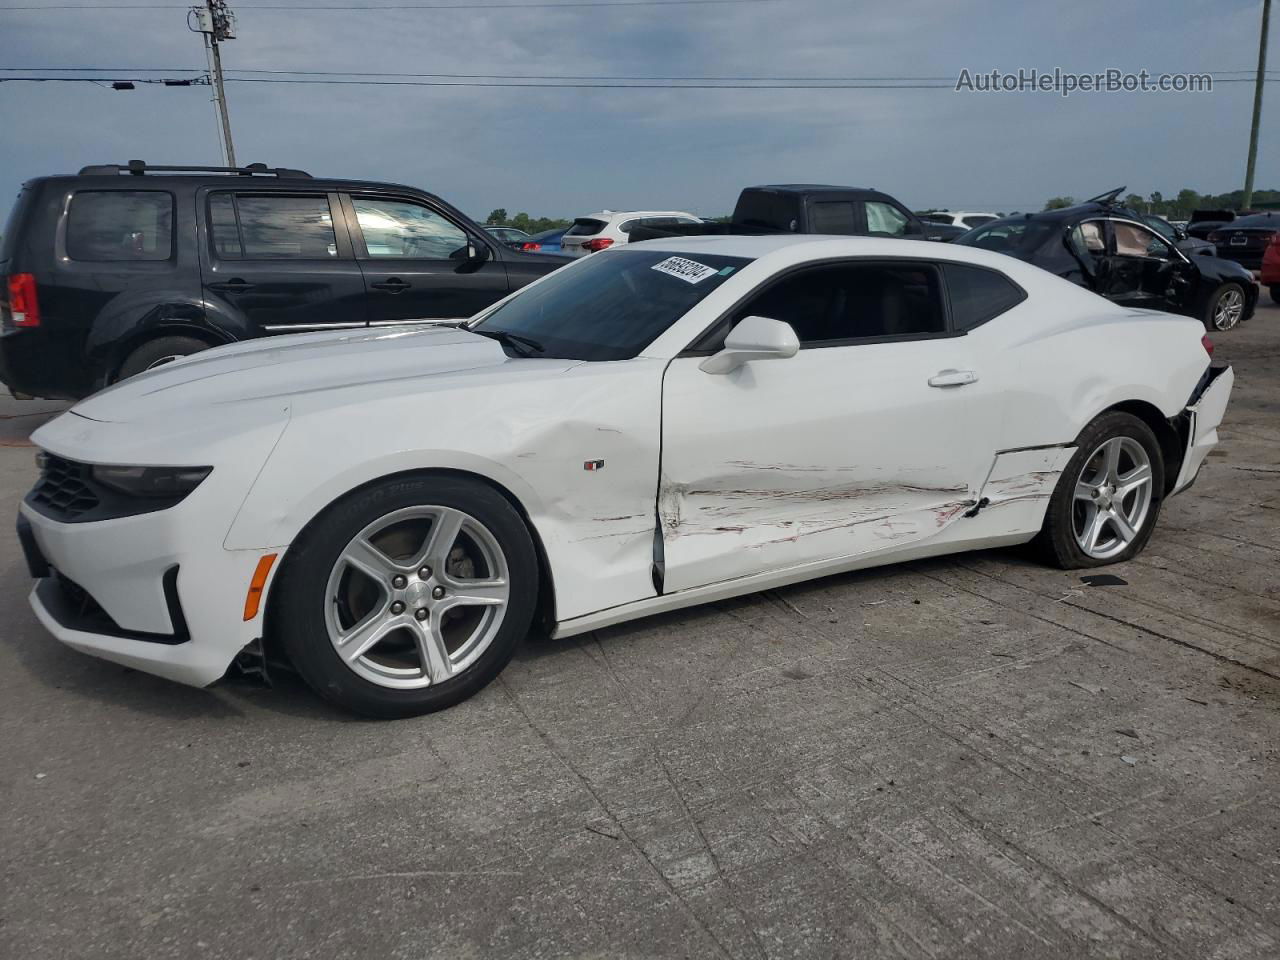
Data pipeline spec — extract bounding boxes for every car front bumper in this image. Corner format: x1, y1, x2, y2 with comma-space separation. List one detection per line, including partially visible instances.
19, 497, 285, 687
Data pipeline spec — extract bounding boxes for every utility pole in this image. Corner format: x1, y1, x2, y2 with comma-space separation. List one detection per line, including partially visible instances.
1243, 0, 1271, 210
191, 0, 237, 166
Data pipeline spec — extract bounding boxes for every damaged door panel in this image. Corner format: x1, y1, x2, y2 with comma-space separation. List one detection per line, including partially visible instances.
657, 337, 997, 593
967, 445, 1076, 537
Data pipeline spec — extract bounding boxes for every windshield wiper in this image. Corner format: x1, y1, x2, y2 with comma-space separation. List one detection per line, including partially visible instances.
470, 328, 545, 357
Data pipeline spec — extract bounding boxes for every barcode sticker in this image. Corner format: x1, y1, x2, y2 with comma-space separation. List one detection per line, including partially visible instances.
651, 256, 719, 284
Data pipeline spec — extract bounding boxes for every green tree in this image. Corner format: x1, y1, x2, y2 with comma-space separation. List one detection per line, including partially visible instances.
485, 208, 508, 225
1043, 196, 1076, 210
1124, 194, 1146, 211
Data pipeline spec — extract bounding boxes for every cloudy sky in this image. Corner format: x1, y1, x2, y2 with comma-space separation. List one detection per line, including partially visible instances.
0, 0, 1276, 225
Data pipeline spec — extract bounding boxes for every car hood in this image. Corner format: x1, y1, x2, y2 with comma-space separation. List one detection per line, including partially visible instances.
73, 325, 577, 423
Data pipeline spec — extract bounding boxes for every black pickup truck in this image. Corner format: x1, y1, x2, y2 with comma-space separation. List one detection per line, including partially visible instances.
629, 184, 966, 244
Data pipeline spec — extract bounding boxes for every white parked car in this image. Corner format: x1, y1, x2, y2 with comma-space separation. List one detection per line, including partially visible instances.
921, 210, 1001, 229
19, 236, 1233, 718
560, 210, 701, 257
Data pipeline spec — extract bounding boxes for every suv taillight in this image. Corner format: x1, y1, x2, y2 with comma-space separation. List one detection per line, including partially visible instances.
583, 237, 614, 252
1202, 334, 1214, 357
520, 241, 541, 252
6, 273, 40, 328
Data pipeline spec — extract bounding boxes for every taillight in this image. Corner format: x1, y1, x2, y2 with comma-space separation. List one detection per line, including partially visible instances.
520, 241, 541, 252
6, 273, 40, 328
1202, 334, 1214, 357
583, 237, 614, 252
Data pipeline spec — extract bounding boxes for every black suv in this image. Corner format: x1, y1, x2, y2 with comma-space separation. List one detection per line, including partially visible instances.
0, 161, 567, 399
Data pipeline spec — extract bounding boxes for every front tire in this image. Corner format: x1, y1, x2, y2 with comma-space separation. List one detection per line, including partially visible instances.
1034, 412, 1165, 569
273, 474, 539, 718
1203, 282, 1247, 331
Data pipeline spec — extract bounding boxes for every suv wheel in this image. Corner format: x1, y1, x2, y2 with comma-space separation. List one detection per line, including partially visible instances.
115, 335, 211, 381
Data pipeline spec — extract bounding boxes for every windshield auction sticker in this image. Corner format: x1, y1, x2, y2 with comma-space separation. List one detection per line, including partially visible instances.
651, 256, 719, 284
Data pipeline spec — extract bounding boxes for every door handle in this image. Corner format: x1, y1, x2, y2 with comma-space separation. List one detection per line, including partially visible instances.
928, 369, 978, 388
207, 278, 254, 292
371, 278, 411, 293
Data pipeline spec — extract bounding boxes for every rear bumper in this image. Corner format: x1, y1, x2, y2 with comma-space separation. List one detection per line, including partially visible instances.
1172, 364, 1234, 495
0, 328, 93, 400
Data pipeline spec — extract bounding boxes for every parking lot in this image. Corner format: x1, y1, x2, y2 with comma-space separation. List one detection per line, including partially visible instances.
1, 294, 1276, 959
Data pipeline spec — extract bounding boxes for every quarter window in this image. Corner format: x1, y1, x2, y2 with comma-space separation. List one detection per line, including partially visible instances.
942, 263, 1026, 331
864, 201, 910, 237
353, 198, 469, 259
733, 261, 946, 345
66, 190, 173, 261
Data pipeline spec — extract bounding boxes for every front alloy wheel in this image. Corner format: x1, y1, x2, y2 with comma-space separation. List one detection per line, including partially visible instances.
275, 475, 538, 718
326, 506, 511, 689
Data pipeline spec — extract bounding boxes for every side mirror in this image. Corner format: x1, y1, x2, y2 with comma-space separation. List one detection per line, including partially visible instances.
1174, 227, 1188, 241
699, 316, 799, 375
904, 220, 924, 237
469, 241, 490, 261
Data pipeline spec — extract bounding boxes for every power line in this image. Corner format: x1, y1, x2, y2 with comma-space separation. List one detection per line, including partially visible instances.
3, 0, 781, 10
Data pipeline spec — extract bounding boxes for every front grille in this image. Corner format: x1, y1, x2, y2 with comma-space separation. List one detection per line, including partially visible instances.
30, 454, 100, 520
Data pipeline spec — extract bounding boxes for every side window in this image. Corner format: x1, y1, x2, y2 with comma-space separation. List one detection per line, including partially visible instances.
353, 198, 469, 259
66, 191, 173, 262
208, 192, 242, 258
225, 195, 338, 259
942, 263, 1026, 331
734, 261, 946, 345
1114, 222, 1170, 259
809, 201, 857, 235
619, 219, 640, 234
864, 201, 909, 237
1068, 220, 1106, 262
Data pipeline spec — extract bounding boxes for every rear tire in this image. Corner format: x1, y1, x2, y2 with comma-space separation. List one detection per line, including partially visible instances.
115, 335, 210, 381
1203, 282, 1247, 331
1270, 284, 1279, 306
273, 474, 538, 719
1033, 412, 1165, 569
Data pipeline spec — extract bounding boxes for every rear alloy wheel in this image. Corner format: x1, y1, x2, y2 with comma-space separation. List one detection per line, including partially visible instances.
116, 335, 211, 381
1205, 282, 1247, 331
275, 475, 538, 718
1034, 412, 1165, 568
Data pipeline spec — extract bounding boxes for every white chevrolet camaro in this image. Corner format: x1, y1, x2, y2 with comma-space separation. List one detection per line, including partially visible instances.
19, 236, 1234, 717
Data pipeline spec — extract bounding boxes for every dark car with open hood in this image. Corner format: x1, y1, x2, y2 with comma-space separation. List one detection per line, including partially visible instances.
954, 188, 1258, 332
0, 161, 567, 400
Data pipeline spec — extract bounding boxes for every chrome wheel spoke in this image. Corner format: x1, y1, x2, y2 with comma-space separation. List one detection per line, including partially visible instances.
1101, 438, 1122, 484
1109, 509, 1137, 543
1117, 463, 1152, 499
421, 508, 465, 569
337, 611, 397, 664
343, 537, 400, 579
1074, 480, 1097, 503
1083, 507, 1108, 552
413, 618, 454, 684
437, 578, 508, 615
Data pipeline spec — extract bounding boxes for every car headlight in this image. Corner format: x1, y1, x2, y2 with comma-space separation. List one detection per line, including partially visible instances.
90, 464, 212, 498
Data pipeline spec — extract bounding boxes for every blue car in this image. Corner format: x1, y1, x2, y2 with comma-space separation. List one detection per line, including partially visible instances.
521, 227, 567, 254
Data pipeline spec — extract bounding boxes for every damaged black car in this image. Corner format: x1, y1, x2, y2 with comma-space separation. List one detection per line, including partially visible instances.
954, 189, 1257, 331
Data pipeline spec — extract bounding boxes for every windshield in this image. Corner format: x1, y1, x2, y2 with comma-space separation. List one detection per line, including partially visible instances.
472, 248, 752, 361
1143, 215, 1176, 241
955, 219, 1057, 257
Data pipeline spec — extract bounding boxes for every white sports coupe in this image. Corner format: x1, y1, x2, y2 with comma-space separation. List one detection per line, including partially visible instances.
18, 236, 1234, 717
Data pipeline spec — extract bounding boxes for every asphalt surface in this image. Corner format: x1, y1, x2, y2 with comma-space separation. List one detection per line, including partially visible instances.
2, 295, 1278, 959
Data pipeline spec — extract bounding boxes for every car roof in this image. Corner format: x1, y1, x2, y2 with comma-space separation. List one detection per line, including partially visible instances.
579, 210, 697, 220
747, 184, 876, 193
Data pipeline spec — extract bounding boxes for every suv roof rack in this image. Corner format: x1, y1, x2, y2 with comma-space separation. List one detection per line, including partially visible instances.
77, 160, 312, 178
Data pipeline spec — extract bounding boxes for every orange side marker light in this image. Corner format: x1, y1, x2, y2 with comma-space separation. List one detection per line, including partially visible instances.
243, 553, 278, 622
